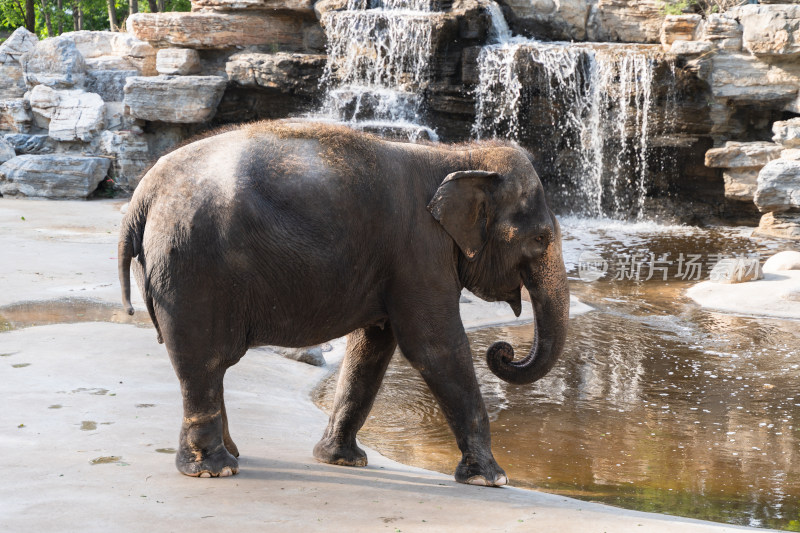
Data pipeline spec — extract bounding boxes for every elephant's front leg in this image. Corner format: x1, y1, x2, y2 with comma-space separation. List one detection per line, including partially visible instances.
395, 315, 507, 487
314, 324, 397, 467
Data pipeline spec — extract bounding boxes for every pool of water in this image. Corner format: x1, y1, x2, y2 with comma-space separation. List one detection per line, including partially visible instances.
314, 219, 800, 530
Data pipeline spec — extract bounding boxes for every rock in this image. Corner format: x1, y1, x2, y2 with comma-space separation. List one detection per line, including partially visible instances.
126, 42, 158, 76
500, 0, 593, 41
58, 31, 157, 75
734, 4, 800, 56
123, 75, 227, 123
661, 14, 702, 50
709, 257, 763, 284
21, 36, 86, 89
127, 12, 314, 51
225, 52, 326, 96
0, 27, 38, 64
0, 154, 110, 198
3, 133, 54, 154
0, 99, 32, 133
755, 211, 800, 240
710, 51, 800, 103
704, 141, 782, 168
268, 345, 326, 366
99, 130, 151, 189
0, 29, 35, 99
701, 13, 742, 51
782, 148, 800, 161
0, 138, 16, 164
723, 169, 759, 203
86, 70, 139, 102
669, 40, 713, 56
773, 118, 800, 148
754, 159, 800, 213
591, 0, 664, 44
28, 85, 105, 142
156, 48, 202, 75
104, 101, 140, 132
764, 250, 800, 273
191, 0, 314, 12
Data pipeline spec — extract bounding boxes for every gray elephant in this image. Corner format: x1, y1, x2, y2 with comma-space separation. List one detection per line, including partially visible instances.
118, 121, 569, 487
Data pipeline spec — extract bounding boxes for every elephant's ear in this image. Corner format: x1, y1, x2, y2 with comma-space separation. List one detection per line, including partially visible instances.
427, 170, 500, 261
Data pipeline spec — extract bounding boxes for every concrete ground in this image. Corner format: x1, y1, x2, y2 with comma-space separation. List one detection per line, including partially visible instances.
0, 198, 766, 532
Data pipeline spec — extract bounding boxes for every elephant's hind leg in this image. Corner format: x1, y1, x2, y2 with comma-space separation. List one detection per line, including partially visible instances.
221, 390, 239, 458
314, 324, 397, 467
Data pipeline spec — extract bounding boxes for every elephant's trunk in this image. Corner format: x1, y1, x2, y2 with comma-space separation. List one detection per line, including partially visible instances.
486, 219, 569, 385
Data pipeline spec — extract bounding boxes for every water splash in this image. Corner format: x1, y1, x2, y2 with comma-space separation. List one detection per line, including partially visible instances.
317, 0, 439, 140
474, 5, 670, 218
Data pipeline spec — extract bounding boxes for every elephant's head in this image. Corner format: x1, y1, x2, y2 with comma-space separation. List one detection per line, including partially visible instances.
427, 148, 569, 385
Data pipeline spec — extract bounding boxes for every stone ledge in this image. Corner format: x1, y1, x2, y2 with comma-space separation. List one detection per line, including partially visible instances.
191, 0, 314, 13
127, 12, 314, 50
123, 75, 227, 123
0, 154, 110, 198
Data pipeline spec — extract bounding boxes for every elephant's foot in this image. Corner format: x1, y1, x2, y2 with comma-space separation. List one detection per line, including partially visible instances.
455, 455, 508, 487
176, 445, 239, 478
313, 437, 368, 467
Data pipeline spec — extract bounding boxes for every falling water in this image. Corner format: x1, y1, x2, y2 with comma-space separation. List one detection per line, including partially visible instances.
474, 5, 669, 218
317, 0, 439, 140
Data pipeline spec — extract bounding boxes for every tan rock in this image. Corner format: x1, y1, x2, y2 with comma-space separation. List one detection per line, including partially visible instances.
723, 169, 759, 202
734, 4, 800, 56
755, 211, 800, 240
123, 75, 227, 123
701, 13, 742, 51
156, 48, 202, 75
704, 141, 782, 168
781, 148, 800, 161
669, 40, 713, 56
127, 12, 310, 50
773, 118, 800, 148
710, 51, 800, 103
591, 0, 664, 44
225, 52, 326, 95
191, 0, 313, 12
99, 130, 151, 189
661, 14, 702, 50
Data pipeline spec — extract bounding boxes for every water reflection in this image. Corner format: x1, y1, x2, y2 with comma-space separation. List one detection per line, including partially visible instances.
315, 222, 800, 529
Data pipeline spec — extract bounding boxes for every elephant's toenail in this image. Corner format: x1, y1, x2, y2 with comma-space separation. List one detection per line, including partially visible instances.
199, 472, 211, 478
467, 476, 488, 486
220, 467, 233, 477
494, 475, 508, 486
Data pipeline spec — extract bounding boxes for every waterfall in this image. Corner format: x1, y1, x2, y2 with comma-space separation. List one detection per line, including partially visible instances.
474, 6, 669, 218
316, 0, 439, 141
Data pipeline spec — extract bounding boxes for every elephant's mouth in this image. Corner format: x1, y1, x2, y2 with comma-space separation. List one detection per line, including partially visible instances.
503, 283, 523, 317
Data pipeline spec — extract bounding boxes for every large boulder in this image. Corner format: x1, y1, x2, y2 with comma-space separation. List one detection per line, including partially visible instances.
0, 99, 32, 133
0, 154, 110, 198
660, 14, 701, 50
3, 133, 54, 154
591, 0, 664, 43
21, 36, 86, 89
86, 70, 140, 102
709, 51, 800, 103
191, 0, 314, 12
705, 141, 783, 168
754, 159, 800, 213
127, 12, 316, 50
156, 48, 201, 75
56, 31, 157, 75
773, 118, 800, 148
28, 85, 105, 142
764, 250, 800, 272
123, 75, 227, 123
225, 52, 326, 96
733, 4, 800, 56
755, 211, 800, 240
0, 27, 38, 99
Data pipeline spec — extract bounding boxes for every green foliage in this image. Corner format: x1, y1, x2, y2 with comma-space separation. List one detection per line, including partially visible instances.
0, 0, 189, 37
660, 0, 746, 16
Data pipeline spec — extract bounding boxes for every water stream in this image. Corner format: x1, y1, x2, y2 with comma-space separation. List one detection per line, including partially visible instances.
317, 0, 439, 140
315, 221, 800, 530
473, 3, 675, 218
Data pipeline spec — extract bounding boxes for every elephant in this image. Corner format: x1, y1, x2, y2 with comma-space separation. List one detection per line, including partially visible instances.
118, 120, 569, 487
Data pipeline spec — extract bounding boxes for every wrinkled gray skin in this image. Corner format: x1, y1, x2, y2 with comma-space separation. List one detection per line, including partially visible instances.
118, 121, 569, 486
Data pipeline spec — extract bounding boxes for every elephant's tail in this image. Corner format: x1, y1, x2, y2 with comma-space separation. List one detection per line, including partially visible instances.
117, 196, 149, 316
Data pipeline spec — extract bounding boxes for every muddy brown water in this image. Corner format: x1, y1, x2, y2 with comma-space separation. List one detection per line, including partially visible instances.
315, 219, 800, 530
